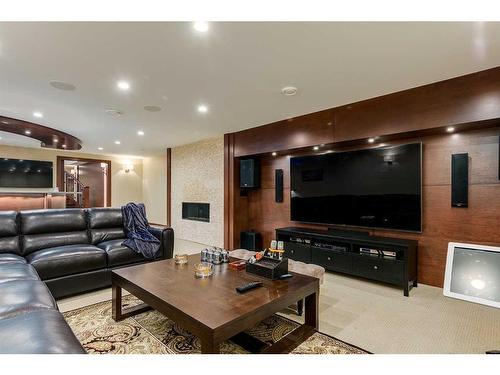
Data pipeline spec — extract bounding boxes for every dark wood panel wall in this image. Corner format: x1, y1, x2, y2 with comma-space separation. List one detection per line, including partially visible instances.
224, 66, 500, 287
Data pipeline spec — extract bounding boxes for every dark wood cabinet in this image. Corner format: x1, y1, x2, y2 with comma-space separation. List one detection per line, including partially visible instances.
277, 227, 418, 296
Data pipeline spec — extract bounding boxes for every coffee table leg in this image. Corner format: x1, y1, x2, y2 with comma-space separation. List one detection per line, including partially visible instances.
112, 283, 123, 321
304, 291, 319, 330
201, 339, 220, 354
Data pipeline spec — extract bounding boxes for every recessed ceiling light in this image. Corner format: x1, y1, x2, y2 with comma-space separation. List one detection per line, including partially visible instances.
25, 130, 32, 135
197, 104, 208, 113
271, 152, 277, 156
446, 126, 455, 133
143, 105, 162, 112
137, 130, 144, 136
281, 86, 298, 96
98, 147, 103, 151
368, 138, 375, 143
105, 109, 124, 116
313, 146, 319, 151
114, 140, 121, 145
33, 112, 43, 118
117, 81, 130, 91
62, 144, 67, 148
49, 81, 76, 91
53, 139, 58, 143
193, 22, 209, 32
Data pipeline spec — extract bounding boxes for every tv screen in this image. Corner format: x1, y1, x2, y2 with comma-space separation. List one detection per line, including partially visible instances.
0, 158, 53, 188
290, 143, 422, 232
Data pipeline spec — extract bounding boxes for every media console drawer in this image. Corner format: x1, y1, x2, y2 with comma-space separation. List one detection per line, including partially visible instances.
311, 247, 351, 272
283, 242, 311, 263
352, 256, 404, 284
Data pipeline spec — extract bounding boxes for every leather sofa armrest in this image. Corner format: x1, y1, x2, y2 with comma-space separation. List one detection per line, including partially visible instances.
148, 226, 174, 260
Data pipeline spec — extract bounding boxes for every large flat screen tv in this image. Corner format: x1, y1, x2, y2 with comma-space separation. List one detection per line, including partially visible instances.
0, 158, 53, 188
290, 143, 422, 232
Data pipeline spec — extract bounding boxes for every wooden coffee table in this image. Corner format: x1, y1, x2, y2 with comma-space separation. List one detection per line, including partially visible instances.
111, 254, 319, 354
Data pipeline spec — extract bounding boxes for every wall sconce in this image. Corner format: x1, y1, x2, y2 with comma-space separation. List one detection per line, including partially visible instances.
123, 162, 134, 173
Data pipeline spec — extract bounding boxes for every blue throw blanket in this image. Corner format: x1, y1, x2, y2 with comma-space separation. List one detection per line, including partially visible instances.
121, 203, 160, 259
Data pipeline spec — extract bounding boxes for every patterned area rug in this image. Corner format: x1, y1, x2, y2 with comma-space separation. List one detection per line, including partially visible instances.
63, 295, 368, 354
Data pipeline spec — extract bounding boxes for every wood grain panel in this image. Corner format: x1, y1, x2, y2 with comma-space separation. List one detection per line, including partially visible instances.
0, 115, 82, 150
242, 128, 500, 287
334, 67, 500, 142
233, 109, 335, 157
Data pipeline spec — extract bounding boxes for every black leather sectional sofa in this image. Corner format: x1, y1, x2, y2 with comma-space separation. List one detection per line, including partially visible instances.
0, 207, 174, 354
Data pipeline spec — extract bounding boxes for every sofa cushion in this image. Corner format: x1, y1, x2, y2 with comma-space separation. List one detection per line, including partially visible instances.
20, 208, 87, 235
87, 208, 125, 245
0, 211, 21, 256
97, 239, 146, 267
0, 309, 86, 354
26, 244, 107, 280
0, 253, 26, 264
0, 263, 39, 283
20, 209, 90, 255
22, 231, 90, 256
0, 280, 56, 319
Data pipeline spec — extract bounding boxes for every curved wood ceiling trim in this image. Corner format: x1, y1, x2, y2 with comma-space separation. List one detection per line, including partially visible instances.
0, 116, 82, 150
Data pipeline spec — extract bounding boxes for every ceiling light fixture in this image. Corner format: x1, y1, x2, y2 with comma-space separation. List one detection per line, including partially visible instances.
25, 130, 31, 135
281, 86, 298, 96
446, 126, 455, 133
197, 104, 208, 113
193, 22, 209, 32
33, 112, 43, 118
143, 105, 162, 112
49, 81, 76, 91
368, 138, 375, 143
105, 109, 124, 116
117, 81, 130, 91
62, 144, 67, 148
98, 147, 103, 151
313, 146, 319, 151
272, 152, 277, 156
137, 130, 144, 136
53, 139, 58, 143
114, 140, 121, 145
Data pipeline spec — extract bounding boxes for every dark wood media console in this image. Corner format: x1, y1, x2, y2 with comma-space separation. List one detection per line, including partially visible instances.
276, 227, 418, 296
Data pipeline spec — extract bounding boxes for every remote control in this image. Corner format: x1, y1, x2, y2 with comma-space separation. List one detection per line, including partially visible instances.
236, 281, 263, 293
279, 274, 293, 280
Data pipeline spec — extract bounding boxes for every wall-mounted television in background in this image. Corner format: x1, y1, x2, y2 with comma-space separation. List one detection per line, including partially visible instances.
290, 143, 422, 232
0, 158, 53, 188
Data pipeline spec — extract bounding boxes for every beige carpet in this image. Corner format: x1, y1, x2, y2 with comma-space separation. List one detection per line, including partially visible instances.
278, 272, 500, 354
63, 295, 368, 354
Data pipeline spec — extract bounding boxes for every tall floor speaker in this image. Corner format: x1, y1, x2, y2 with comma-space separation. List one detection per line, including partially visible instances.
451, 153, 469, 208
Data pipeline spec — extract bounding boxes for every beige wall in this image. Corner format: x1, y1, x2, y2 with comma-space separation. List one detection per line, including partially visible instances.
171, 137, 224, 247
142, 153, 167, 225
0, 144, 143, 207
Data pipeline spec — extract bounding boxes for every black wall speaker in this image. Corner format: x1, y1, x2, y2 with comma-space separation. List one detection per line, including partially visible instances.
240, 231, 262, 251
451, 153, 469, 208
275, 169, 283, 203
240, 159, 260, 188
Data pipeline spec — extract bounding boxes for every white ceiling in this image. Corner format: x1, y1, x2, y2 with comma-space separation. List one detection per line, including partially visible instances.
0, 22, 500, 156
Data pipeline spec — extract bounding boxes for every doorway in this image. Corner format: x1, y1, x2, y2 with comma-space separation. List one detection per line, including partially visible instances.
57, 156, 111, 208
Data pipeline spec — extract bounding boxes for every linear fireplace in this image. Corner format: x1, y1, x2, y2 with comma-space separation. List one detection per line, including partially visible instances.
182, 202, 210, 222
